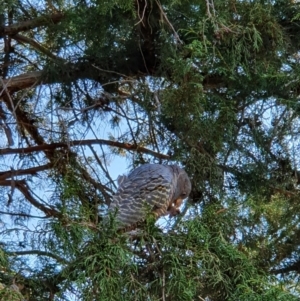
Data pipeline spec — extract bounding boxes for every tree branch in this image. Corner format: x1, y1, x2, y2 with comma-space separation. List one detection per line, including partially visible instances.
0, 163, 52, 180
13, 34, 64, 61
2, 12, 65, 36
271, 261, 300, 275
7, 250, 68, 264
0, 63, 114, 95
0, 67, 228, 99
16, 181, 60, 217
0, 210, 48, 219
0, 179, 60, 217
0, 71, 43, 95
0, 139, 170, 159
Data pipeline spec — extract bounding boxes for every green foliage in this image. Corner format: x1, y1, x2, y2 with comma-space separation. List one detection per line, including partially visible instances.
2, 0, 300, 300
0, 287, 23, 301
62, 215, 299, 301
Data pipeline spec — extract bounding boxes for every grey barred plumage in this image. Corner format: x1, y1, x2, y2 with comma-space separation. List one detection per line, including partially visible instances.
109, 163, 191, 228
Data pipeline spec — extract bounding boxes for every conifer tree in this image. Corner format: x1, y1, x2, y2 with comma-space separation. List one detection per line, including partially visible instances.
1, 0, 300, 300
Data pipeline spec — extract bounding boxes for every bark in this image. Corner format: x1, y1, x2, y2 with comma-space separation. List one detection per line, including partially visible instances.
0, 139, 170, 159
1, 13, 65, 36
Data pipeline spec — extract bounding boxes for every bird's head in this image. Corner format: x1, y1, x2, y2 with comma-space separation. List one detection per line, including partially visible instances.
171, 165, 192, 203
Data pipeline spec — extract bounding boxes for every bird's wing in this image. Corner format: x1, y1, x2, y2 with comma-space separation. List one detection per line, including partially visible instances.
110, 164, 174, 227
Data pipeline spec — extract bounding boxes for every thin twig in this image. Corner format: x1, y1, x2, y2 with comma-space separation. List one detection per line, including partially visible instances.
138, 41, 150, 74
0, 76, 12, 96
205, 0, 215, 18
135, 0, 147, 26
0, 77, 18, 122
91, 65, 130, 78
155, 0, 183, 44
162, 267, 166, 301
88, 145, 117, 190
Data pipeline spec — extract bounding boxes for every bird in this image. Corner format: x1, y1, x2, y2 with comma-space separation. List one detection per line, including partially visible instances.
109, 163, 191, 228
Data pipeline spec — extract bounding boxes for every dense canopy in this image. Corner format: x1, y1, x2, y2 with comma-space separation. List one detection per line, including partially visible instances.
1, 0, 300, 300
